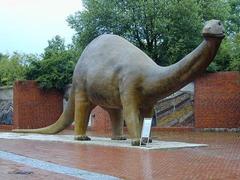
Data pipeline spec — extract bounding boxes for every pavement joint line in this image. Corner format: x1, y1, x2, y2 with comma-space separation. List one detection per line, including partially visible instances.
0, 150, 120, 180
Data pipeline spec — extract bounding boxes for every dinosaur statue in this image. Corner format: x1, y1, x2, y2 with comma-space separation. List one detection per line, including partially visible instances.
13, 19, 225, 146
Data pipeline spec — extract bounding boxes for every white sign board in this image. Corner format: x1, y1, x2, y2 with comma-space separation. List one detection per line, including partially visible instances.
141, 118, 152, 138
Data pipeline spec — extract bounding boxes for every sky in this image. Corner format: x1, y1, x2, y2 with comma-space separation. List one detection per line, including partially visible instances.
0, 0, 83, 54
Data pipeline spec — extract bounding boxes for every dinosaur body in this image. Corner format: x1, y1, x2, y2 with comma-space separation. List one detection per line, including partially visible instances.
13, 20, 225, 146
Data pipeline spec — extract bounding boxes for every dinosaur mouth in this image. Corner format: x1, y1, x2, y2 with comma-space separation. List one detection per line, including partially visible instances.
202, 33, 225, 38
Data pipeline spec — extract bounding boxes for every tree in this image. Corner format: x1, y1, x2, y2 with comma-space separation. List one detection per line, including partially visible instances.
208, 33, 240, 72
207, 0, 240, 72
228, 33, 240, 71
25, 36, 78, 91
43, 35, 66, 59
198, 0, 230, 23
0, 53, 28, 86
207, 39, 232, 72
226, 0, 240, 36
67, 0, 231, 66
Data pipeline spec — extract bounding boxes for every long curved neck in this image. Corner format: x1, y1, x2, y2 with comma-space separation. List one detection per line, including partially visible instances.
143, 37, 223, 101
166, 37, 222, 84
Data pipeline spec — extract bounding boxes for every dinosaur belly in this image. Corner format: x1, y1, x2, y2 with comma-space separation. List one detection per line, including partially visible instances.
89, 93, 122, 108
87, 87, 122, 109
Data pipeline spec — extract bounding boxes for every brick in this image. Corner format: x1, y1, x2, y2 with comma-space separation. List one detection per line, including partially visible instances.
13, 81, 63, 129
0, 130, 240, 180
195, 72, 240, 128
91, 106, 111, 134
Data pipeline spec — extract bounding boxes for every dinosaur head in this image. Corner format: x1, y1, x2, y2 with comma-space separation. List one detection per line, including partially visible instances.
202, 19, 225, 39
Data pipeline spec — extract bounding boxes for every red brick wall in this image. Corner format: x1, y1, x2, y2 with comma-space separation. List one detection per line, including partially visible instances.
0, 125, 14, 130
195, 72, 240, 128
13, 81, 63, 129
90, 106, 111, 134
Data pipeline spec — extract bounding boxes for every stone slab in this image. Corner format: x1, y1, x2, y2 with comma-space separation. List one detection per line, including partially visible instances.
0, 132, 207, 150
0, 150, 119, 180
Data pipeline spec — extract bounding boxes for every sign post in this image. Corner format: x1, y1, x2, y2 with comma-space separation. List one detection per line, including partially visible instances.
140, 118, 152, 147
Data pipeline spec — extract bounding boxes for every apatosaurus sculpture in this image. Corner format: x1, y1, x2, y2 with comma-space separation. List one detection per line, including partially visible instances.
13, 20, 225, 146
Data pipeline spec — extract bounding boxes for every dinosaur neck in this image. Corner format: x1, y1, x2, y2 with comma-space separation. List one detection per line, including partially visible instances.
144, 37, 223, 101
166, 37, 222, 85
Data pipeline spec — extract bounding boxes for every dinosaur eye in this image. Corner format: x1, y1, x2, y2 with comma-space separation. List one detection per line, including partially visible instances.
218, 22, 221, 26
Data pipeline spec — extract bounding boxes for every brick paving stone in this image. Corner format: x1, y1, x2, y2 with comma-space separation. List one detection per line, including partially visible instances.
0, 130, 239, 180
0, 158, 81, 180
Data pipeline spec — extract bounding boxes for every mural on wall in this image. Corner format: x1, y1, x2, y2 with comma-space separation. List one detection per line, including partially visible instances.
154, 83, 194, 127
0, 101, 13, 125
0, 87, 13, 125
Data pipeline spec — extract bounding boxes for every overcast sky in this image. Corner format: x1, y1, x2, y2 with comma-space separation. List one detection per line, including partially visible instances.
0, 0, 83, 54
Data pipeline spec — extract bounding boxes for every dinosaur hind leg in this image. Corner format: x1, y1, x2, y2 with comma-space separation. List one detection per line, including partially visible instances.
74, 91, 92, 141
107, 109, 126, 140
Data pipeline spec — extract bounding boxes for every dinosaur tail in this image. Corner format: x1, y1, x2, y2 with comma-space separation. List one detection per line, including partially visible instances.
12, 87, 75, 134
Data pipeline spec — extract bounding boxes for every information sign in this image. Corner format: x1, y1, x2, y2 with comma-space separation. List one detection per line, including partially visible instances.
140, 118, 152, 147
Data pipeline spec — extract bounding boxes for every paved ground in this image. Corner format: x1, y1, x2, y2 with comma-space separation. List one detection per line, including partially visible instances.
0, 130, 239, 180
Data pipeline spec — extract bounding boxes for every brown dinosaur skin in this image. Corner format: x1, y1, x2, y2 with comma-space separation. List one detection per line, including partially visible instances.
13, 20, 225, 146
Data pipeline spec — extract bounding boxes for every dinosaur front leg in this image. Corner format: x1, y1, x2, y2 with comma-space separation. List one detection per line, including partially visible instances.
107, 109, 126, 140
74, 91, 91, 141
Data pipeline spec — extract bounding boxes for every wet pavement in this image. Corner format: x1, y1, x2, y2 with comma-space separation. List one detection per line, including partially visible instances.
0, 130, 239, 180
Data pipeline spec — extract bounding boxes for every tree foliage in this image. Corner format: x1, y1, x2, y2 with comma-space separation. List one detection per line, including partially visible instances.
226, 0, 240, 36
229, 34, 240, 71
25, 35, 78, 91
208, 34, 240, 72
67, 0, 232, 66
0, 36, 78, 90
0, 53, 29, 86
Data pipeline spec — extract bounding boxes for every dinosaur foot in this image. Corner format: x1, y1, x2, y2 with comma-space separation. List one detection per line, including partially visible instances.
131, 139, 146, 146
111, 136, 127, 140
141, 137, 153, 144
74, 135, 91, 141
